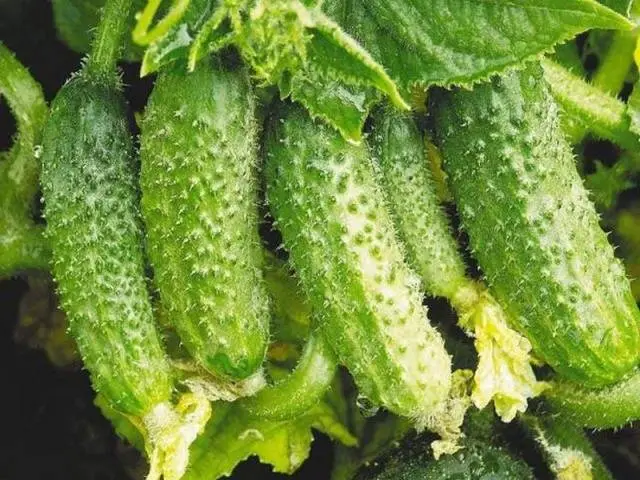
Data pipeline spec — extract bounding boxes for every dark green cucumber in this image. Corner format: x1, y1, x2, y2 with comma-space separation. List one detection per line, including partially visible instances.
356, 437, 534, 480
370, 106, 540, 422
265, 104, 452, 424
140, 59, 270, 383
41, 42, 172, 424
432, 62, 640, 387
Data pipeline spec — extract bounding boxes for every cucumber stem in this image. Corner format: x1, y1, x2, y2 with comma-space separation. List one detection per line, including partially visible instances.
241, 332, 336, 420
0, 42, 49, 277
85, 0, 133, 81
567, 29, 637, 145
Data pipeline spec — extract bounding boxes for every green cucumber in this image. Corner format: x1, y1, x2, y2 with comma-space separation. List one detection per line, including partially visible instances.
370, 106, 540, 422
432, 62, 640, 387
40, 1, 209, 478
356, 437, 534, 480
41, 20, 172, 427
0, 42, 49, 277
264, 104, 452, 426
139, 58, 270, 384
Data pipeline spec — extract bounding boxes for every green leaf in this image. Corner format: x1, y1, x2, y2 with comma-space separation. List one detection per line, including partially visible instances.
52, 0, 145, 61
188, 0, 406, 142
285, 68, 381, 142
585, 154, 640, 210
184, 400, 356, 479
95, 394, 146, 452
263, 252, 311, 344
332, 414, 411, 480
324, 0, 633, 93
599, 0, 634, 15
139, 0, 216, 76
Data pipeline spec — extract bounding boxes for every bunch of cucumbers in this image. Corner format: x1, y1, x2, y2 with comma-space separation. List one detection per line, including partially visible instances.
4, 0, 640, 478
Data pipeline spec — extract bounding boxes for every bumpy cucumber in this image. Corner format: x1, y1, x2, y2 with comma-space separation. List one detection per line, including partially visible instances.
356, 437, 534, 480
370, 107, 539, 422
265, 104, 452, 424
140, 59, 270, 383
40, 1, 209, 478
41, 64, 172, 421
370, 107, 467, 301
432, 63, 640, 387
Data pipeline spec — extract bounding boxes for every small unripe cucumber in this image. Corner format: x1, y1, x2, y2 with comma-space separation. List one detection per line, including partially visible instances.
265, 104, 452, 421
41, 74, 173, 417
369, 107, 467, 302
140, 59, 270, 381
432, 63, 640, 387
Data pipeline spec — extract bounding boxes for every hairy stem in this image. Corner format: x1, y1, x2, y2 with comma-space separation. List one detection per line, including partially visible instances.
85, 0, 134, 80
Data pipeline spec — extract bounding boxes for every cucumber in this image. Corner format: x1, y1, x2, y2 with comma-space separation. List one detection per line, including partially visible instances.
139, 58, 270, 385
432, 62, 640, 387
264, 104, 452, 428
40, 1, 209, 478
41, 41, 172, 428
370, 106, 540, 422
356, 437, 534, 480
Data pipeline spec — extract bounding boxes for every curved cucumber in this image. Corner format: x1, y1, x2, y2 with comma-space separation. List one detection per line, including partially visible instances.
140, 59, 270, 382
370, 107, 540, 422
265, 104, 452, 424
433, 63, 640, 387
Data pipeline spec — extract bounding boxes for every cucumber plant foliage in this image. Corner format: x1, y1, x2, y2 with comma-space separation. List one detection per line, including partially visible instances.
132, 0, 630, 142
